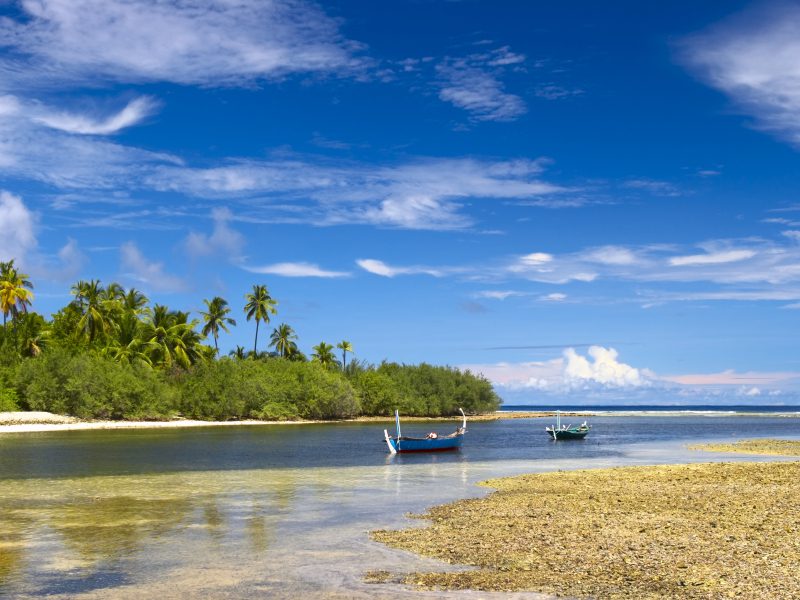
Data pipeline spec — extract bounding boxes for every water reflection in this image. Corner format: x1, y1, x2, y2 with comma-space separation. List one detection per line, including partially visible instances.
0, 416, 796, 598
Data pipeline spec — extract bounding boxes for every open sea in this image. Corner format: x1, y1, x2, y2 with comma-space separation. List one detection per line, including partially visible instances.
0, 412, 798, 598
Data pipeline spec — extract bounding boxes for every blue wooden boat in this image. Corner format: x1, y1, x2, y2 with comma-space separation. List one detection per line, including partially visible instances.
546, 410, 591, 440
384, 409, 466, 453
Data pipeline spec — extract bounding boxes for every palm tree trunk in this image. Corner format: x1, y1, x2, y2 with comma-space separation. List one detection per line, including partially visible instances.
214, 333, 219, 354
342, 351, 346, 371
254, 319, 260, 357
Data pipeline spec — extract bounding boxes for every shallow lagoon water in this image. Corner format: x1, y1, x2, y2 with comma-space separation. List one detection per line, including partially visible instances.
0, 416, 798, 599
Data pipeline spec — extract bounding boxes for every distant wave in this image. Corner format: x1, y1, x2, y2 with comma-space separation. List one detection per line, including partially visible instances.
500, 405, 800, 417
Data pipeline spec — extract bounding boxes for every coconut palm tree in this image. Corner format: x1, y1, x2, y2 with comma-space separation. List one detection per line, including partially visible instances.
311, 341, 339, 369
122, 288, 149, 314
200, 296, 236, 354
336, 340, 354, 371
244, 284, 277, 357
229, 345, 247, 360
0, 260, 34, 329
141, 307, 205, 369
71, 279, 110, 342
103, 312, 154, 367
269, 323, 298, 358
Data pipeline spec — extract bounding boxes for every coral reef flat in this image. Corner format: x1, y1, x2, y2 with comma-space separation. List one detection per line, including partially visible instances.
373, 461, 800, 599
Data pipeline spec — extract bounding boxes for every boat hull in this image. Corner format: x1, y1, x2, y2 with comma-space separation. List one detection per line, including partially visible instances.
546, 429, 589, 440
387, 435, 464, 453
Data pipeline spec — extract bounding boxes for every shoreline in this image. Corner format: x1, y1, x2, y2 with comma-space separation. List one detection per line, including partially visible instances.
372, 457, 800, 598
0, 410, 558, 435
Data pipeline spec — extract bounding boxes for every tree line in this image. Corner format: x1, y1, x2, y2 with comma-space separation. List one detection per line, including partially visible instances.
0, 260, 500, 420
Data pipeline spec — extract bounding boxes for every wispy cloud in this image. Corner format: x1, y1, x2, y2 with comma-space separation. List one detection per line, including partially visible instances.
32, 96, 158, 135
436, 46, 527, 122
183, 207, 245, 262
622, 178, 681, 196
149, 156, 565, 230
680, 2, 800, 146
0, 94, 179, 189
0, 0, 365, 87
474, 290, 529, 300
356, 259, 444, 278
244, 262, 349, 278
119, 241, 187, 292
669, 249, 756, 266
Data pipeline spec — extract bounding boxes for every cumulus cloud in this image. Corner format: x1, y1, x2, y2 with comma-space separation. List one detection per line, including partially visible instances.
436, 46, 527, 122
0, 0, 365, 87
680, 2, 800, 145
563, 346, 649, 388
243, 262, 349, 278
183, 207, 245, 262
119, 241, 187, 292
32, 96, 158, 135
0, 191, 37, 263
462, 346, 651, 391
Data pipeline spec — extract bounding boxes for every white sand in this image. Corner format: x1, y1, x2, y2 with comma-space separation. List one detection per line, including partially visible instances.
0, 411, 305, 434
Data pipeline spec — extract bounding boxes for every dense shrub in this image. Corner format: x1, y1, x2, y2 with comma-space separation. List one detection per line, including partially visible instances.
178, 359, 359, 421
15, 350, 173, 419
355, 362, 500, 416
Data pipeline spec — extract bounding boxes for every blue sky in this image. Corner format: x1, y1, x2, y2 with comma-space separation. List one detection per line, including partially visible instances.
2, 0, 800, 404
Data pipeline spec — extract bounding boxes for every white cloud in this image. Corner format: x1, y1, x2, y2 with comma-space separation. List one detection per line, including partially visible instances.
243, 262, 349, 278
436, 46, 526, 122
461, 346, 651, 391
0, 191, 37, 263
474, 290, 527, 300
680, 3, 800, 145
669, 249, 756, 266
582, 245, 639, 265
623, 178, 681, 196
32, 96, 158, 135
662, 369, 800, 387
119, 241, 187, 292
782, 230, 800, 242
0, 95, 180, 189
0, 0, 364, 87
150, 156, 564, 231
541, 292, 567, 302
183, 207, 245, 261
356, 258, 443, 278
563, 346, 648, 388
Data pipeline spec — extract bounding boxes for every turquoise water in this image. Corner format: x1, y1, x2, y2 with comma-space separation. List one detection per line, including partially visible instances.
0, 416, 798, 598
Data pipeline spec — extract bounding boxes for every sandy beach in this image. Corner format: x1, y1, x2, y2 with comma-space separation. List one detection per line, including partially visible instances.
0, 410, 558, 435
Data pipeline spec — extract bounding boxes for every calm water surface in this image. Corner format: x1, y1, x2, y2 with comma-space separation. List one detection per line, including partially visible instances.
0, 416, 798, 599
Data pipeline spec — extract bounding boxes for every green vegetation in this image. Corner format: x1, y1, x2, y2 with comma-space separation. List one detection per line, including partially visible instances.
0, 260, 500, 421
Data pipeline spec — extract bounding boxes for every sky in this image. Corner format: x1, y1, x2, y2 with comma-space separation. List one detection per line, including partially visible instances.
2, 0, 800, 404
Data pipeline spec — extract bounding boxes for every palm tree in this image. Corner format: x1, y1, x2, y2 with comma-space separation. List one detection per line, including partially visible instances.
122, 288, 149, 314
336, 340, 354, 371
103, 312, 154, 367
229, 345, 247, 360
269, 323, 298, 358
0, 260, 34, 329
71, 279, 108, 342
244, 284, 277, 356
311, 341, 339, 369
200, 296, 236, 354
141, 307, 206, 369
